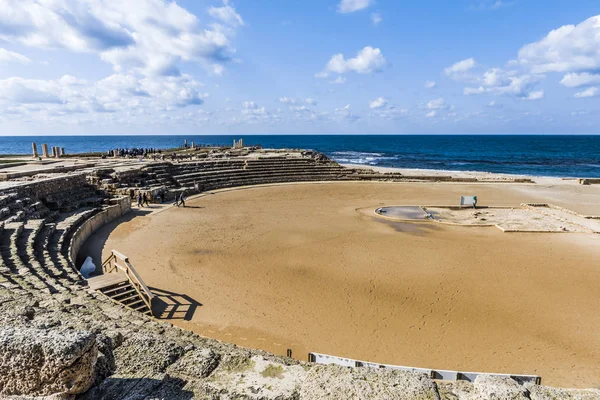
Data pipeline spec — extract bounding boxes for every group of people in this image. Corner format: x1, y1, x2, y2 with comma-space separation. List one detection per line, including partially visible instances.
136, 192, 150, 207
134, 190, 186, 208
109, 147, 161, 158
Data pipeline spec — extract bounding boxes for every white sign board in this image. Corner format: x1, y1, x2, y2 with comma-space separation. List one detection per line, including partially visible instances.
460, 196, 477, 207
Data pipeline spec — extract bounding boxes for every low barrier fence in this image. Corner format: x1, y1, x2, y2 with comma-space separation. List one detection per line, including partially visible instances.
68, 196, 131, 268
308, 352, 541, 385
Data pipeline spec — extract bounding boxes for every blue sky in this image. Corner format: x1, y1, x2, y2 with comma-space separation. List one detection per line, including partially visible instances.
0, 0, 599, 135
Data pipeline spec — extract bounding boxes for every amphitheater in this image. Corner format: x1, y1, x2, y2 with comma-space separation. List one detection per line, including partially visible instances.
0, 143, 599, 399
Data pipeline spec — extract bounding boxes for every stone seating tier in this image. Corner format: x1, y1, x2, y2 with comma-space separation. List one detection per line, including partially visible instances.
172, 165, 348, 183
174, 170, 352, 188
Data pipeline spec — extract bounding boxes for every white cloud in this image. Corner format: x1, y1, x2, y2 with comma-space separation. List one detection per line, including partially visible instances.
463, 68, 544, 99
208, 0, 244, 27
334, 104, 359, 121
424, 80, 436, 89
305, 98, 317, 105
369, 97, 387, 109
444, 58, 476, 78
518, 15, 600, 74
370, 104, 409, 120
242, 101, 267, 115
331, 76, 347, 84
279, 97, 296, 104
524, 90, 544, 100
0, 72, 207, 119
560, 72, 600, 88
371, 13, 382, 26
0, 48, 31, 64
321, 46, 386, 76
574, 87, 599, 98
426, 110, 437, 118
0, 0, 243, 76
426, 97, 448, 110
338, 0, 374, 13
0, 77, 63, 104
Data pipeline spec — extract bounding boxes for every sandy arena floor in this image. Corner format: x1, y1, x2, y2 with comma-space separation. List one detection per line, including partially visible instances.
87, 181, 600, 388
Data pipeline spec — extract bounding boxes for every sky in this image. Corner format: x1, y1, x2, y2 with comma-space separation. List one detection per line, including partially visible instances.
0, 0, 599, 135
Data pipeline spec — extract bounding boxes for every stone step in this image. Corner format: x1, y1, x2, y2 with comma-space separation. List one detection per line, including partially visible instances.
21, 220, 71, 294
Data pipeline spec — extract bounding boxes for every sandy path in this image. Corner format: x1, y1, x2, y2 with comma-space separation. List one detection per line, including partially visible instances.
91, 181, 600, 388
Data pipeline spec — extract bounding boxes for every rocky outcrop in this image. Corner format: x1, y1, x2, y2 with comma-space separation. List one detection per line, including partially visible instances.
0, 326, 97, 397
299, 364, 440, 399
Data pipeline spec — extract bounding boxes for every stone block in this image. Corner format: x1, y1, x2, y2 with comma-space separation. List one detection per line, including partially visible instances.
0, 326, 98, 397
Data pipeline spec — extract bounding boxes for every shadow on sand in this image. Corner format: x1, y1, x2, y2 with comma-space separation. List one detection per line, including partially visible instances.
151, 287, 202, 321
76, 208, 152, 269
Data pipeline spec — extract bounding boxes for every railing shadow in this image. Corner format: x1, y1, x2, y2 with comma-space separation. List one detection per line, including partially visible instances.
150, 287, 202, 321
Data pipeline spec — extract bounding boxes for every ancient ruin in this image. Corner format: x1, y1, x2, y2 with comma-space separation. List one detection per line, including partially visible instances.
0, 143, 598, 399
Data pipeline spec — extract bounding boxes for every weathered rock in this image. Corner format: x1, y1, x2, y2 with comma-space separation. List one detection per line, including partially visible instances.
471, 375, 530, 400
526, 382, 600, 400
113, 333, 186, 376
299, 364, 440, 400
439, 375, 531, 400
194, 355, 307, 399
166, 348, 221, 379
0, 326, 97, 397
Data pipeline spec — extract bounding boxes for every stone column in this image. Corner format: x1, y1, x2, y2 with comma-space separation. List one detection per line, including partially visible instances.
32, 143, 38, 158
240, 138, 243, 148
60, 148, 65, 156
42, 144, 49, 158
191, 141, 194, 149
51, 147, 57, 158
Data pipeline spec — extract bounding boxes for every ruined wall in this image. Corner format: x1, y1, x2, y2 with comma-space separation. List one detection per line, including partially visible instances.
6, 174, 87, 199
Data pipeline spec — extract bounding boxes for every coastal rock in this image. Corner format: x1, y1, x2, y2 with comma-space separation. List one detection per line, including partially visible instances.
0, 326, 97, 397
299, 364, 440, 400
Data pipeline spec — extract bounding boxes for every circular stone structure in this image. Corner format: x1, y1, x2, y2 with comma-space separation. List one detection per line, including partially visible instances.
91, 181, 600, 388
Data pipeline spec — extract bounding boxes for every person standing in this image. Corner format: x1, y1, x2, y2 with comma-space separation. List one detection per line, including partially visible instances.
137, 192, 143, 207
142, 193, 150, 207
178, 191, 186, 208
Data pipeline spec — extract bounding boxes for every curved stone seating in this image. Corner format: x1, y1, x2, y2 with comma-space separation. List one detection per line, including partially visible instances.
16, 219, 64, 294
46, 208, 101, 286
35, 223, 79, 287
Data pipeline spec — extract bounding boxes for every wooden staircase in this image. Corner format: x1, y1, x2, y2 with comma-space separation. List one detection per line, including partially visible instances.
87, 250, 154, 316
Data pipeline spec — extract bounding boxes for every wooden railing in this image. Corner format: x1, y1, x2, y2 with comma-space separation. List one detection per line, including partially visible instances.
101, 250, 155, 314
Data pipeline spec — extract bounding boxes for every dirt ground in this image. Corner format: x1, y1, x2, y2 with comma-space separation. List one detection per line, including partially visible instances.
87, 181, 600, 388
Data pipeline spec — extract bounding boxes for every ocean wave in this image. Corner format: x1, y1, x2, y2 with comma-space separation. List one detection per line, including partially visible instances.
577, 163, 600, 168
331, 151, 398, 165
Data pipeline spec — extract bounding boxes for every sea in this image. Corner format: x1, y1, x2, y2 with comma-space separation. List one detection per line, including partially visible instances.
1, 134, 599, 178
